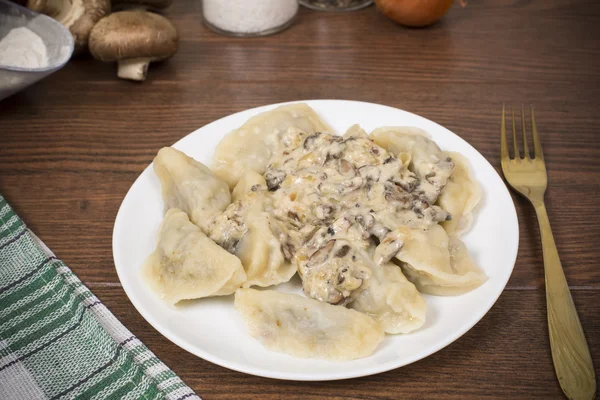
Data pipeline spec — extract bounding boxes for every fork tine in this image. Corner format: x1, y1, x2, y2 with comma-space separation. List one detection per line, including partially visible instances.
512, 107, 520, 159
501, 104, 509, 162
521, 105, 530, 159
530, 105, 544, 159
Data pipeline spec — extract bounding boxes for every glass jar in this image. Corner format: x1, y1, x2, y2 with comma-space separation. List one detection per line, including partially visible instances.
202, 0, 298, 37
299, 0, 373, 12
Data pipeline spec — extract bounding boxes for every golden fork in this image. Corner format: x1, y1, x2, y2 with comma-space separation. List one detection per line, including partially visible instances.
501, 106, 596, 400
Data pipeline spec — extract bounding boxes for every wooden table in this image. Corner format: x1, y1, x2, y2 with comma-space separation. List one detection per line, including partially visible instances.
1, 0, 599, 398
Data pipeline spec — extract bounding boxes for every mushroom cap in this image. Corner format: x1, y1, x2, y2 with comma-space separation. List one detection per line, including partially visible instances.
26, 0, 46, 12
89, 10, 178, 62
30, 0, 110, 53
111, 0, 172, 11
65, 0, 111, 53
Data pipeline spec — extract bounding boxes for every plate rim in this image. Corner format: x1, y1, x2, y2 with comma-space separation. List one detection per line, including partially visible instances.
112, 99, 519, 381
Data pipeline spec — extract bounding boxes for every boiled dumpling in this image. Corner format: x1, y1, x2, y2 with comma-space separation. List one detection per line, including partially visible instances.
395, 225, 487, 295
212, 103, 332, 189
437, 152, 481, 236
142, 208, 246, 305
238, 211, 296, 288
370, 127, 454, 203
234, 288, 384, 361
210, 190, 296, 288
350, 261, 427, 334
154, 147, 231, 234
232, 170, 267, 202
343, 124, 369, 139
370, 126, 438, 165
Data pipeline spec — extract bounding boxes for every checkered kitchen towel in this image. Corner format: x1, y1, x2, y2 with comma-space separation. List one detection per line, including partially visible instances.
0, 194, 200, 400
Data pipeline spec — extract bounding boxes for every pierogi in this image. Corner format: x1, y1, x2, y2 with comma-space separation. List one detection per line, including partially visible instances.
142, 103, 485, 360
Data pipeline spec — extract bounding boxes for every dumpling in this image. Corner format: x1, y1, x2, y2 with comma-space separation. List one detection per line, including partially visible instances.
296, 238, 372, 306
142, 208, 246, 305
395, 225, 487, 295
209, 190, 296, 288
154, 147, 231, 234
370, 127, 454, 203
437, 151, 481, 236
234, 288, 384, 361
343, 124, 369, 139
212, 103, 332, 189
370, 126, 438, 166
350, 261, 427, 334
231, 170, 267, 202
238, 211, 296, 288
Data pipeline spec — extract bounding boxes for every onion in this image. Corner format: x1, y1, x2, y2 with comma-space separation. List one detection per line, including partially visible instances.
374, 0, 454, 28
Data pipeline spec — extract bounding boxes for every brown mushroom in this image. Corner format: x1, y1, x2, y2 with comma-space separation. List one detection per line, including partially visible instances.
25, 0, 46, 12
111, 0, 171, 11
88, 10, 179, 81
26, 0, 110, 53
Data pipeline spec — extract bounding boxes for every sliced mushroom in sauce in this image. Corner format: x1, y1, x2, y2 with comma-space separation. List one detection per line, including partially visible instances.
210, 129, 459, 307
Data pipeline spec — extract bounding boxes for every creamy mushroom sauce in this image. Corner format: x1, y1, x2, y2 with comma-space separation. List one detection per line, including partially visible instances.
209, 126, 455, 306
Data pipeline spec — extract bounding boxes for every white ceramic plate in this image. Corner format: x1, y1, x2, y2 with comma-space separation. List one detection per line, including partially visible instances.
113, 100, 518, 381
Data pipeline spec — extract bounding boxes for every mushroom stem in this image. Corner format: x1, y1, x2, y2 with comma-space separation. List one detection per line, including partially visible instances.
117, 58, 151, 81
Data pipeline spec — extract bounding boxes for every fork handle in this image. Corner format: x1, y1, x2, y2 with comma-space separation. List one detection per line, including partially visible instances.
533, 201, 596, 400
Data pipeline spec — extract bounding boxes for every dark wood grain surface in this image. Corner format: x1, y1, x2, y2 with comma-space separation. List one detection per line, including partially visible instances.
1, 0, 599, 398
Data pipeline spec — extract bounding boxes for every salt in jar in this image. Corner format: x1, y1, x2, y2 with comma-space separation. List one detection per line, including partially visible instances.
203, 0, 299, 37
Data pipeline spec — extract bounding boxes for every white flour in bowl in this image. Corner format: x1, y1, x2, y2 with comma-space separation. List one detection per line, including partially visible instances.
0, 26, 49, 69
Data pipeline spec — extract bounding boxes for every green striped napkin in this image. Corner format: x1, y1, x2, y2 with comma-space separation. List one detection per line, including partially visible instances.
0, 194, 200, 400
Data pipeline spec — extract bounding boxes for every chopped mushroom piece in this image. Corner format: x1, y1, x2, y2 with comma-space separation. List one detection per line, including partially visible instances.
27, 0, 110, 52
89, 10, 179, 81
297, 240, 371, 305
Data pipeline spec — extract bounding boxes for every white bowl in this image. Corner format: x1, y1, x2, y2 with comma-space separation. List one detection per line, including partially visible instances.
0, 0, 73, 101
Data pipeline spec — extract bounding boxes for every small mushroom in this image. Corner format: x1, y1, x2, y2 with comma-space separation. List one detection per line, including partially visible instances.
111, 0, 171, 11
264, 168, 286, 191
280, 241, 295, 260
307, 240, 335, 267
331, 216, 351, 234
89, 10, 179, 81
374, 234, 402, 265
325, 140, 345, 161
318, 176, 363, 196
358, 165, 380, 182
223, 238, 240, 254
334, 244, 350, 258
314, 204, 335, 221
355, 213, 374, 231
337, 159, 356, 177
370, 222, 390, 241
303, 133, 320, 150
383, 156, 396, 164
334, 265, 364, 296
27, 0, 110, 53
385, 182, 411, 204
354, 214, 373, 240
393, 170, 419, 192
286, 211, 303, 228
413, 201, 451, 224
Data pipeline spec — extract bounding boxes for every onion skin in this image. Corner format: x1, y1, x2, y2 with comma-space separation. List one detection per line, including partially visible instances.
375, 0, 454, 28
